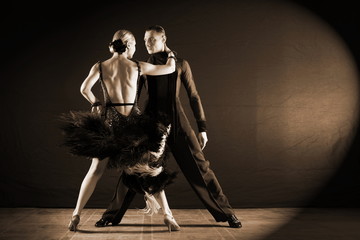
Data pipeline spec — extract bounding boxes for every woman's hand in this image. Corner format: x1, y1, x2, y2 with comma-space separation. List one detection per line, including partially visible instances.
91, 105, 103, 114
164, 43, 172, 53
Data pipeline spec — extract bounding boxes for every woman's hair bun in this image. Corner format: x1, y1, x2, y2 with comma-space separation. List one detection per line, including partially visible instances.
109, 39, 127, 53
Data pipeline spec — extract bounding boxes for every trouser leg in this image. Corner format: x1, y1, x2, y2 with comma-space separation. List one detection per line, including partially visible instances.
101, 173, 137, 223
170, 130, 235, 222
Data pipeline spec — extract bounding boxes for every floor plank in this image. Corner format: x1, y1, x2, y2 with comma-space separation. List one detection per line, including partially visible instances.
0, 208, 359, 240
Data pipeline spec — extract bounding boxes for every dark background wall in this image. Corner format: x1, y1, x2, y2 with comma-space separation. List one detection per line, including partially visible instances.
0, 0, 359, 209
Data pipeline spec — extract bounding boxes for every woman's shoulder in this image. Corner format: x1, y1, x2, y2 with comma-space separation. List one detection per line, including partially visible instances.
128, 58, 139, 66
128, 59, 141, 74
88, 61, 101, 73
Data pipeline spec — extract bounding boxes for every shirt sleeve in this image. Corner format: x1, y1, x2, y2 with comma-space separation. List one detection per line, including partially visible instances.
180, 59, 207, 132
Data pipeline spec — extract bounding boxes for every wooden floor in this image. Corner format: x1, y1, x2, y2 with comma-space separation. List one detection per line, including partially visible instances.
0, 208, 359, 240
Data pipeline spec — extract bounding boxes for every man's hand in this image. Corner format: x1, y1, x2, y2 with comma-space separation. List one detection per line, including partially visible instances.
197, 132, 208, 150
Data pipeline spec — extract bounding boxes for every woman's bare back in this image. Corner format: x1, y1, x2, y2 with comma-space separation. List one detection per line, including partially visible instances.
101, 57, 139, 116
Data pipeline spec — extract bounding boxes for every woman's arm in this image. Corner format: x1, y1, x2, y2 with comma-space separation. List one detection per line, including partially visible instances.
80, 63, 101, 105
139, 51, 176, 76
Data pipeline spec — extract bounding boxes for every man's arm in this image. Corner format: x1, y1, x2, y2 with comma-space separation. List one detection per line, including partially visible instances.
180, 59, 208, 149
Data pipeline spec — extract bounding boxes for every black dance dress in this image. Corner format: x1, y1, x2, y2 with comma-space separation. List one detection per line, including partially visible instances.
60, 60, 176, 195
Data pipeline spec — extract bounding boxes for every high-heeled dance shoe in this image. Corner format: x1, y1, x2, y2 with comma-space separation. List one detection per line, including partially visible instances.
68, 215, 80, 231
163, 214, 180, 232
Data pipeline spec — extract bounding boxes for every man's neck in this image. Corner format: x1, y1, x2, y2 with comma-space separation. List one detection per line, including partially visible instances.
148, 51, 168, 64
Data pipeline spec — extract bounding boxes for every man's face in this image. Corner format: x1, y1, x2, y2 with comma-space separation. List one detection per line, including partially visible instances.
144, 30, 166, 54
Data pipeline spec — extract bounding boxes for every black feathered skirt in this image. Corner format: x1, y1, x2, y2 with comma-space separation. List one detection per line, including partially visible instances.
59, 105, 176, 194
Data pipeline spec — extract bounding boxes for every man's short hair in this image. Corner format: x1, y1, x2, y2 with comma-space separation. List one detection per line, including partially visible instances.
146, 25, 166, 35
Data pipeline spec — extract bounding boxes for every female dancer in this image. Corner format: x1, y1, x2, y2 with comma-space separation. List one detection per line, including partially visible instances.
61, 29, 179, 232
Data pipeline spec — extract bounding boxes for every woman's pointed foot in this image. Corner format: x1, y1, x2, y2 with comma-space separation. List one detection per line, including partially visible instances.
163, 214, 180, 232
68, 215, 80, 231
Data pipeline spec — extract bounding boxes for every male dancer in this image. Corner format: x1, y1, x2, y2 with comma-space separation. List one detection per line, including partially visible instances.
96, 25, 241, 228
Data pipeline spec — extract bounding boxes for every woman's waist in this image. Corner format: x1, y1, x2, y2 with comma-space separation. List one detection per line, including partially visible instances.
104, 105, 141, 120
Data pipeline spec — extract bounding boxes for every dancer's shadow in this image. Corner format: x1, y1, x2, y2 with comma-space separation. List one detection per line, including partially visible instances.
76, 223, 226, 234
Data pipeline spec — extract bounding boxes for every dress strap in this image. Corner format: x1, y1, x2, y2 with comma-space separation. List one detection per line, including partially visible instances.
97, 61, 110, 119
98, 61, 103, 80
135, 60, 141, 80
97, 61, 112, 104
131, 59, 141, 104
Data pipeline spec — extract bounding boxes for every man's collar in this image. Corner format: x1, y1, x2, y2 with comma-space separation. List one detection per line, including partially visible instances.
151, 51, 168, 59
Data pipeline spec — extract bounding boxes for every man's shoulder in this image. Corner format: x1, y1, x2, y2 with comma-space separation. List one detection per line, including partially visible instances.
176, 57, 190, 68
177, 57, 186, 62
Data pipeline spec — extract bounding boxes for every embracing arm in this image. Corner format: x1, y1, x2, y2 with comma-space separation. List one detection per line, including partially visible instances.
80, 63, 101, 109
139, 51, 176, 76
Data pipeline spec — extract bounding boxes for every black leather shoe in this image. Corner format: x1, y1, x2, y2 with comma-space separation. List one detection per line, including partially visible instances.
227, 215, 242, 228
95, 218, 119, 227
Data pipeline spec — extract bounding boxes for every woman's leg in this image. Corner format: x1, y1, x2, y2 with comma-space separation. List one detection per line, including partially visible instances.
154, 190, 172, 216
72, 157, 109, 216
154, 190, 180, 232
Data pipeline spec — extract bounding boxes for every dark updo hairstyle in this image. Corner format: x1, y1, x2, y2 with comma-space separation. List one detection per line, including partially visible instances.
109, 39, 127, 53
109, 29, 134, 53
